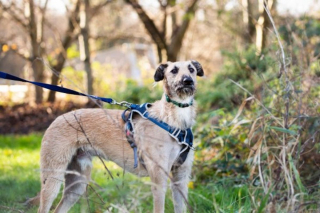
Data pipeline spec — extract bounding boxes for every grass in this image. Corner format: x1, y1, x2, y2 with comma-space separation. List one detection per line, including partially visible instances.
0, 134, 41, 212
0, 134, 255, 213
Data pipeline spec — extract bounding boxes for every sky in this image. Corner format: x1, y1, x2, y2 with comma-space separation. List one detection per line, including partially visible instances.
47, 0, 320, 16
277, 0, 320, 15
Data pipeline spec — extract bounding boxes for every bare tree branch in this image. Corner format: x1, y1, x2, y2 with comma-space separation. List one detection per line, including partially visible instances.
44, 19, 65, 51
126, 0, 167, 51
126, 0, 198, 61
37, 0, 49, 43
90, 0, 113, 17
160, 1, 167, 38
15, 49, 33, 61
0, 2, 29, 31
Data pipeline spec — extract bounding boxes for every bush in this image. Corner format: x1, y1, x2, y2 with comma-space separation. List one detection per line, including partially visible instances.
197, 45, 277, 112
193, 38, 320, 211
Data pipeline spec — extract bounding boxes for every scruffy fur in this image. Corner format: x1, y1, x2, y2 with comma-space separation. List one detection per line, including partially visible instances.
32, 60, 204, 213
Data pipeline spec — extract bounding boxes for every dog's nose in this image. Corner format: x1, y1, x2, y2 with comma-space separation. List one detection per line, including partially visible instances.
183, 77, 194, 86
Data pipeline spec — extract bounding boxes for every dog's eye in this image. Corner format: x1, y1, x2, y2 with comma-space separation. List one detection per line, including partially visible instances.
188, 65, 195, 73
171, 67, 178, 74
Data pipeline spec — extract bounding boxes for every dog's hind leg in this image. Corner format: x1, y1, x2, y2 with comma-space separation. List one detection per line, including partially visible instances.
54, 153, 92, 213
170, 152, 194, 213
38, 140, 77, 213
38, 166, 65, 213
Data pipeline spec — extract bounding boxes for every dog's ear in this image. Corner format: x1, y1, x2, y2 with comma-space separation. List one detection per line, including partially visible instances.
191, 60, 204, 77
154, 63, 168, 82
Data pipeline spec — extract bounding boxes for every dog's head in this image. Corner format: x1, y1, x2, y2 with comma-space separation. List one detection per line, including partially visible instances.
154, 60, 204, 99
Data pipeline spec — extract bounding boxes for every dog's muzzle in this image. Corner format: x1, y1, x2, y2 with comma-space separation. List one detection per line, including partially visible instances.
176, 76, 195, 96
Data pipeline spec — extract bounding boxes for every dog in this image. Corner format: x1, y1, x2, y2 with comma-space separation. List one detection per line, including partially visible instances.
35, 60, 204, 213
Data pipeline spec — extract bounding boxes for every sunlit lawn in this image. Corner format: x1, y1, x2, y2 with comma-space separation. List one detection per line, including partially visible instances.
0, 134, 252, 213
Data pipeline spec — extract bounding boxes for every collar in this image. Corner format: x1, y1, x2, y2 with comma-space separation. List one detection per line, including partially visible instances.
165, 94, 193, 108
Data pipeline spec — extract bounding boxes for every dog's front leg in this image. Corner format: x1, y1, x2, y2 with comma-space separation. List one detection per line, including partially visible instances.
171, 151, 194, 213
150, 168, 168, 213
145, 159, 169, 213
171, 170, 189, 213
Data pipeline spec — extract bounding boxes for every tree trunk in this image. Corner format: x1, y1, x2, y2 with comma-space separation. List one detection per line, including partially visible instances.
167, 0, 198, 61
166, 49, 178, 62
47, 0, 81, 103
32, 58, 45, 103
79, 0, 93, 95
47, 62, 64, 102
255, 0, 275, 54
26, 0, 45, 103
242, 0, 255, 44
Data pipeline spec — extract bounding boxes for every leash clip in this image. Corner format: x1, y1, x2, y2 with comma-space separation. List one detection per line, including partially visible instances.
118, 101, 132, 108
111, 100, 132, 108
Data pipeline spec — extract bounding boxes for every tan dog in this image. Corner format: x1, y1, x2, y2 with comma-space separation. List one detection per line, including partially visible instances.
36, 60, 204, 213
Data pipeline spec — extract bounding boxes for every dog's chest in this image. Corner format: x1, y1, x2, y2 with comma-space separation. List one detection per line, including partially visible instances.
172, 107, 193, 129
147, 101, 195, 130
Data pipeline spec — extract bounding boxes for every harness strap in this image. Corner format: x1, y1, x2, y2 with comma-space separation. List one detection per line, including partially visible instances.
122, 109, 139, 168
172, 146, 190, 171
129, 103, 194, 149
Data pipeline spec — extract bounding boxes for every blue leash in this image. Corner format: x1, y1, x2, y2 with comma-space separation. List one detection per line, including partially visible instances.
0, 71, 129, 106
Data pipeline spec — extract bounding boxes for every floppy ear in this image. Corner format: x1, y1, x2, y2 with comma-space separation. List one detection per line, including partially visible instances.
154, 63, 168, 82
191, 60, 204, 77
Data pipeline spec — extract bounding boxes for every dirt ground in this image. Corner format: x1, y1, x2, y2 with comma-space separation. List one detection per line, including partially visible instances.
0, 101, 98, 134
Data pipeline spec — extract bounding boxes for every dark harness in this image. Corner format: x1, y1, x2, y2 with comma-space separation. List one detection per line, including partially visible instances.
121, 103, 194, 170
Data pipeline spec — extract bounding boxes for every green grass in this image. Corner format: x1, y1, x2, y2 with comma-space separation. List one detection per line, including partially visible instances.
0, 134, 41, 212
0, 134, 253, 213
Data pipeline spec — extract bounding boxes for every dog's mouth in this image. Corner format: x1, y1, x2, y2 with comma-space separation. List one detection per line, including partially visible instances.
175, 84, 195, 97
